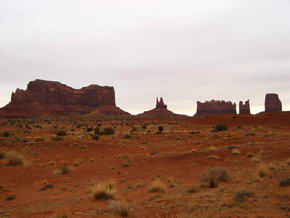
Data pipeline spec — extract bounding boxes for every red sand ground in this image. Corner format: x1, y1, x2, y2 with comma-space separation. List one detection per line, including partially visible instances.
0, 113, 290, 217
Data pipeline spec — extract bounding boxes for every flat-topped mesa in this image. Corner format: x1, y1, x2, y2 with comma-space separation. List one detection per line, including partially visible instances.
0, 79, 129, 118
265, 93, 282, 113
239, 100, 251, 115
11, 79, 115, 106
195, 100, 237, 116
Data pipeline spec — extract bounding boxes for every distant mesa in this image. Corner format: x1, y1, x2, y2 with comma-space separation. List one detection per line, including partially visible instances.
239, 100, 251, 115
138, 97, 183, 117
265, 93, 282, 113
0, 79, 130, 118
195, 100, 237, 116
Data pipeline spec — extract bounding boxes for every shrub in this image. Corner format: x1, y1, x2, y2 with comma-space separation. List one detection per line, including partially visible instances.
232, 149, 241, 155
123, 134, 131, 139
91, 135, 99, 140
257, 164, 269, 178
148, 179, 166, 193
53, 165, 72, 175
234, 190, 254, 202
215, 124, 228, 131
92, 182, 116, 200
109, 201, 130, 217
279, 178, 290, 187
55, 130, 67, 137
158, 126, 164, 133
94, 127, 100, 135
4, 151, 25, 166
202, 167, 230, 188
52, 136, 63, 141
2, 131, 12, 137
99, 127, 115, 136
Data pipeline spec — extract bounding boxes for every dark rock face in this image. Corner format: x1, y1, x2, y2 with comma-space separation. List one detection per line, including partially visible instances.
265, 93, 282, 113
195, 100, 237, 116
239, 100, 251, 115
0, 79, 129, 118
156, 97, 167, 110
138, 97, 182, 117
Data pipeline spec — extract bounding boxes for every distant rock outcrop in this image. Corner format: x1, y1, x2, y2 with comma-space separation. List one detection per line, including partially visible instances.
195, 100, 237, 116
239, 100, 251, 115
265, 93, 282, 113
0, 79, 130, 118
138, 97, 182, 117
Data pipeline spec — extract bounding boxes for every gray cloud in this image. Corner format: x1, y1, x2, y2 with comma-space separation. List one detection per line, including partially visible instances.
1, 0, 289, 115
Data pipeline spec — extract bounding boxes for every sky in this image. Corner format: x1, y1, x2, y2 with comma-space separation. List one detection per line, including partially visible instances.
0, 0, 289, 115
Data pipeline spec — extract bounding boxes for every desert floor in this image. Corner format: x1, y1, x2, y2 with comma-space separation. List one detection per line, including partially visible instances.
0, 113, 290, 218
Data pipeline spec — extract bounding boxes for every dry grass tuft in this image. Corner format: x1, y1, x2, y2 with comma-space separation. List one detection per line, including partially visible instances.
92, 181, 116, 200
148, 179, 166, 193
202, 167, 230, 188
4, 151, 26, 166
257, 164, 269, 178
109, 200, 131, 217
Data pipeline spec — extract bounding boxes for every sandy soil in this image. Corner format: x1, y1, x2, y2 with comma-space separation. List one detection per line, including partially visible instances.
0, 113, 290, 218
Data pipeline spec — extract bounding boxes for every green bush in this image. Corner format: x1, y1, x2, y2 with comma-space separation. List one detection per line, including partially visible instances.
215, 124, 228, 132
234, 190, 254, 202
2, 131, 12, 137
279, 178, 290, 187
99, 127, 115, 136
55, 130, 67, 137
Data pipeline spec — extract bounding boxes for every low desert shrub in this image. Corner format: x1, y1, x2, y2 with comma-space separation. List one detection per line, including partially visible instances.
148, 179, 166, 193
109, 201, 130, 217
234, 190, 254, 202
158, 126, 164, 133
4, 151, 25, 166
215, 124, 228, 132
55, 130, 67, 137
257, 164, 269, 178
2, 131, 12, 137
279, 178, 290, 187
202, 167, 230, 188
92, 181, 116, 200
99, 127, 115, 136
53, 165, 72, 175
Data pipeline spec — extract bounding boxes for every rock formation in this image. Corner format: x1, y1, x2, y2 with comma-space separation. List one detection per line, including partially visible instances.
265, 93, 282, 113
195, 100, 237, 116
138, 97, 183, 117
239, 100, 251, 115
0, 79, 130, 118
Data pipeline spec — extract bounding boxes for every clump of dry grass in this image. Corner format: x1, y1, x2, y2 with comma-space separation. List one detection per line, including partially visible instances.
4, 151, 26, 166
148, 179, 166, 193
232, 149, 241, 155
53, 165, 73, 175
257, 164, 269, 178
202, 167, 230, 188
92, 181, 116, 200
109, 200, 131, 217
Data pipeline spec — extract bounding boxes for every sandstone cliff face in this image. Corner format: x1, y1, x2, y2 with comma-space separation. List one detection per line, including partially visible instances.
0, 79, 129, 118
265, 93, 282, 113
195, 100, 236, 116
239, 100, 251, 115
138, 97, 182, 117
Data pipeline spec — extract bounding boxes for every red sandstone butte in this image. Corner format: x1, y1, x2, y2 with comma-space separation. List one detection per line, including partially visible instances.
239, 100, 251, 115
0, 79, 130, 118
195, 100, 237, 116
138, 97, 183, 117
265, 93, 282, 113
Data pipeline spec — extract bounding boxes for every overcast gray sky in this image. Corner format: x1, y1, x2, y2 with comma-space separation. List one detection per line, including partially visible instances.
0, 0, 289, 115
